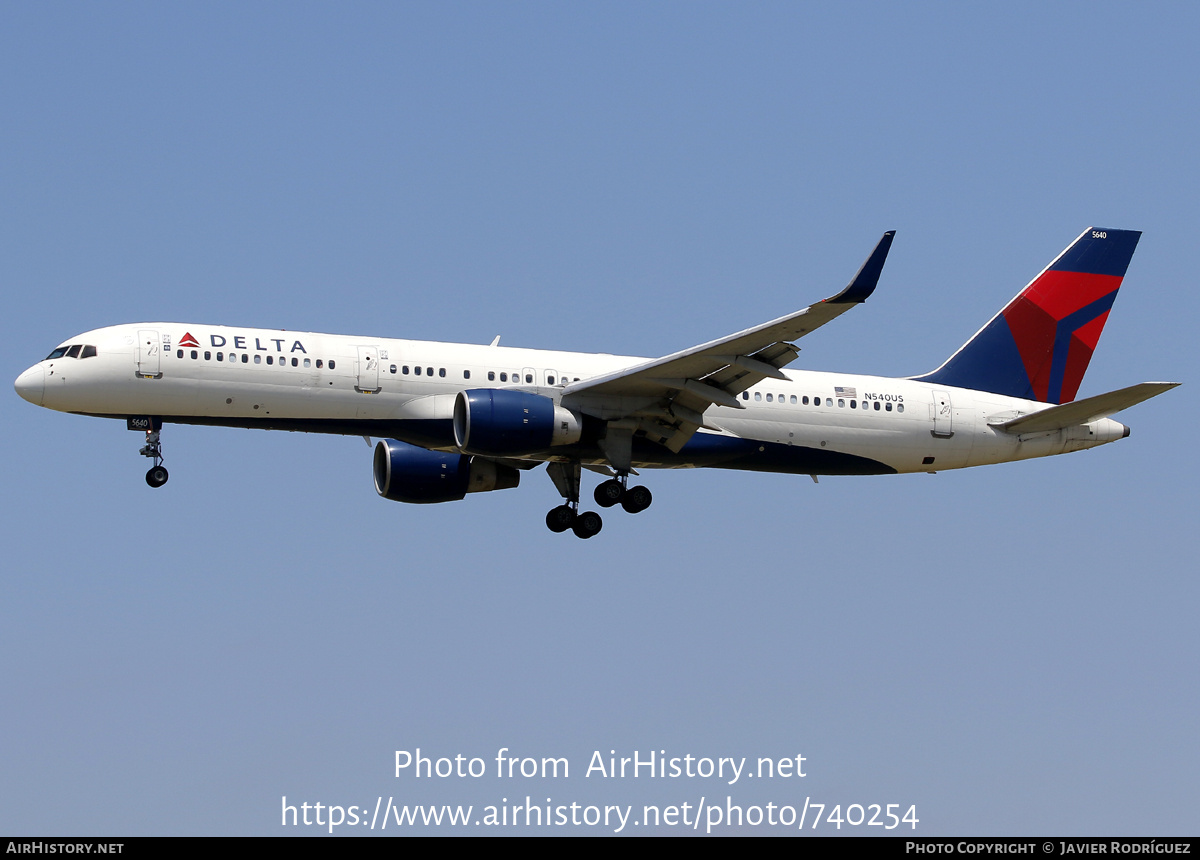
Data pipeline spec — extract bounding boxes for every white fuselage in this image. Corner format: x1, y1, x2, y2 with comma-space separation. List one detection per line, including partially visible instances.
15, 322, 1129, 477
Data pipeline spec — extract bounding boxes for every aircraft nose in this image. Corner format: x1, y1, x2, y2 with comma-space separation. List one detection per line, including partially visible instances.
14, 364, 45, 407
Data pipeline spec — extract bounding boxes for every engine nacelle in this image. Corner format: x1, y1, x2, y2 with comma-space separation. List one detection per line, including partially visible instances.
373, 439, 519, 504
453, 389, 582, 456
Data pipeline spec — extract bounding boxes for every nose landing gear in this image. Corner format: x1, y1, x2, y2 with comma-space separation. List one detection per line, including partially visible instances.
139, 429, 169, 488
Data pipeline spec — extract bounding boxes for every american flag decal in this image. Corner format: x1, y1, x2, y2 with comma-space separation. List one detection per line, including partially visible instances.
835, 386, 857, 398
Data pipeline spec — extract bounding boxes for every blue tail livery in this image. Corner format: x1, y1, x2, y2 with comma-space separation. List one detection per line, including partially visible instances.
913, 228, 1141, 404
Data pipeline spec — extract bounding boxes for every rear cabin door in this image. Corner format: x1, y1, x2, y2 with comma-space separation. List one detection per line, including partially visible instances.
932, 390, 954, 437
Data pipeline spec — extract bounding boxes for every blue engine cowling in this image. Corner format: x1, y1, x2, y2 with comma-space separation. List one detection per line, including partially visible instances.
373, 439, 519, 504
453, 389, 581, 456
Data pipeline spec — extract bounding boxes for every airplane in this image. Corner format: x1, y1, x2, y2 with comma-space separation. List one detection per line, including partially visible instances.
14, 227, 1178, 538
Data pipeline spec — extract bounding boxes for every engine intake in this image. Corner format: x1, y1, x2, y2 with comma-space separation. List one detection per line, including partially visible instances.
373, 439, 519, 504
453, 389, 581, 456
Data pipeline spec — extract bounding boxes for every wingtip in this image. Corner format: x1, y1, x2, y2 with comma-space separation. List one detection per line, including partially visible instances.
827, 230, 895, 304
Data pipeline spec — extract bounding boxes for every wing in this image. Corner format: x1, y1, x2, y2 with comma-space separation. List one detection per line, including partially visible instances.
561, 231, 895, 455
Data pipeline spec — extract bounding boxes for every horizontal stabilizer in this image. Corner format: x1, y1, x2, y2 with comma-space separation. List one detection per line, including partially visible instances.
991, 382, 1179, 434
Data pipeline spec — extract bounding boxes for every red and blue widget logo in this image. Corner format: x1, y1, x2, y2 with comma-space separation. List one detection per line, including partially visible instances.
918, 229, 1140, 404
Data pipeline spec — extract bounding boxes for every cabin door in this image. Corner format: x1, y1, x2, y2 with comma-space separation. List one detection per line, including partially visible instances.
137, 329, 162, 378
356, 345, 381, 393
932, 390, 954, 437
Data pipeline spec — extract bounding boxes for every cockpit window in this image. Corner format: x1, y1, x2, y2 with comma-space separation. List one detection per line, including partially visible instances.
44, 344, 98, 360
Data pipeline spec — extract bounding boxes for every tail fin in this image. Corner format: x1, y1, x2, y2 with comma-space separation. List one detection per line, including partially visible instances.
913, 228, 1141, 404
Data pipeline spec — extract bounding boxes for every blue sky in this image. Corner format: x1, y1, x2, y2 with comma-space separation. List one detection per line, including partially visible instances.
2, 3, 1196, 835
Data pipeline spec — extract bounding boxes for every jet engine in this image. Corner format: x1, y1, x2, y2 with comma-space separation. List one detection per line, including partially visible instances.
373, 438, 519, 504
453, 389, 582, 456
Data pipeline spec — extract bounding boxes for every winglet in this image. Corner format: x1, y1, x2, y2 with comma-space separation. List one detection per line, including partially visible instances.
826, 231, 896, 304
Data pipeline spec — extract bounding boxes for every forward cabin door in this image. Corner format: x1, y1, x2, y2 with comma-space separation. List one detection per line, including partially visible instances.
356, 345, 381, 394
137, 329, 162, 378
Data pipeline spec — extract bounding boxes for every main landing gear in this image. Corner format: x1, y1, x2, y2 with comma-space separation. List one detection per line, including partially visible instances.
544, 464, 652, 539
140, 429, 169, 488
593, 477, 652, 514
545, 504, 603, 539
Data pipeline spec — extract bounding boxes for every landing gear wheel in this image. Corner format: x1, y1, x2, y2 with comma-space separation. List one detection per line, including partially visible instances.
594, 478, 625, 508
546, 504, 576, 533
145, 465, 169, 488
621, 485, 652, 514
138, 427, 167, 488
572, 510, 603, 539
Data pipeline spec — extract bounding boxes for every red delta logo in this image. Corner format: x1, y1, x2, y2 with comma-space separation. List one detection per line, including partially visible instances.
179, 332, 201, 348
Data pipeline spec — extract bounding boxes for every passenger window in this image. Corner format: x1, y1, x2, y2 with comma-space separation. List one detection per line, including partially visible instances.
850, 400, 856, 408
192, 350, 199, 359
766, 393, 773, 402
547, 375, 554, 385
304, 358, 311, 367
790, 395, 797, 404
742, 392, 749, 400
177, 349, 184, 358
754, 392, 762, 401
488, 371, 495, 381
500, 372, 507, 382
317, 359, 323, 369
838, 399, 845, 407
266, 355, 273, 365
802, 396, 809, 405
885, 402, 892, 411
415, 366, 421, 376
329, 360, 336, 370
897, 404, 904, 413
217, 352, 224, 361
291, 357, 298, 367
254, 354, 262, 364
427, 367, 433, 376
525, 373, 532, 383
242, 354, 249, 364
464, 370, 471, 379
874, 401, 880, 411
826, 398, 833, 407
439, 368, 446, 378
390, 364, 396, 374
205, 351, 212, 360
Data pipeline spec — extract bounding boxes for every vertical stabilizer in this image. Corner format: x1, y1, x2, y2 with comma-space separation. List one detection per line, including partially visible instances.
913, 228, 1140, 404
